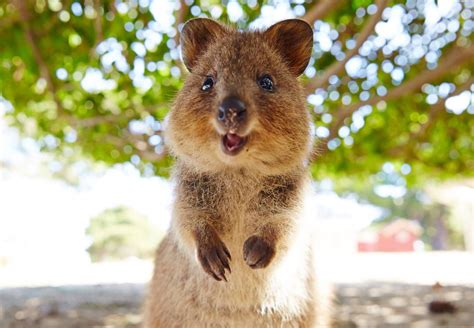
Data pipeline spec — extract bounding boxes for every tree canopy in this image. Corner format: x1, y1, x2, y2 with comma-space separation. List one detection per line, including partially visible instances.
0, 0, 473, 182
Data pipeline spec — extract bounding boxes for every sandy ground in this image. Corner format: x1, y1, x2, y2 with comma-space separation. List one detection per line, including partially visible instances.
1, 252, 474, 327
0, 284, 143, 328
1, 282, 473, 327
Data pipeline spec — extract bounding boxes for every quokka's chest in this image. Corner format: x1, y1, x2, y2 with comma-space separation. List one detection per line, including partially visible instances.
177, 171, 304, 212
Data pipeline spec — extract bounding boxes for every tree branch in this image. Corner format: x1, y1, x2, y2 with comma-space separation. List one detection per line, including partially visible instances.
389, 76, 474, 157
312, 44, 474, 159
305, 0, 388, 92
416, 77, 474, 139
73, 104, 161, 128
93, 0, 104, 47
15, 0, 65, 115
76, 114, 127, 128
75, 110, 168, 162
302, 0, 346, 24
137, 148, 167, 162
174, 0, 188, 45
330, 45, 474, 136
16, 0, 52, 89
130, 142, 167, 162
106, 133, 166, 162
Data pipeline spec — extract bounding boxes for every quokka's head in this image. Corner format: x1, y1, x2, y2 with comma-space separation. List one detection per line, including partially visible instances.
165, 18, 313, 174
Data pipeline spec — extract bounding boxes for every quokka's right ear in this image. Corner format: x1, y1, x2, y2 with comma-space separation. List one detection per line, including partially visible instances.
180, 18, 226, 72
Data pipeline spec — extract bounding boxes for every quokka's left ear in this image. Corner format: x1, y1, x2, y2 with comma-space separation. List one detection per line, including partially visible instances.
263, 19, 313, 76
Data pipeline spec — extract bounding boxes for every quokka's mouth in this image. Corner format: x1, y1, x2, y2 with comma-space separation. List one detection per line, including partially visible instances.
221, 133, 247, 156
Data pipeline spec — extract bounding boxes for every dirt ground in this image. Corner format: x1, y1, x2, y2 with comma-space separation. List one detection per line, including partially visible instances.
1, 282, 473, 328
0, 284, 143, 328
335, 283, 474, 327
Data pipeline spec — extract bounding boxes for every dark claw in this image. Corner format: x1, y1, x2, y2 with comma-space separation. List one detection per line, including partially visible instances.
196, 235, 232, 282
216, 248, 231, 274
211, 272, 222, 281
201, 258, 221, 281
243, 235, 275, 269
220, 272, 227, 282
223, 245, 232, 260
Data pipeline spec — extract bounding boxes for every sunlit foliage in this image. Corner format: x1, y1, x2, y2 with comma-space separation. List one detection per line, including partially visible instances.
0, 0, 473, 182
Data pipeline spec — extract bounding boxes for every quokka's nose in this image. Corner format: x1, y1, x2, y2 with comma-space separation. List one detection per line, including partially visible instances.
217, 96, 247, 127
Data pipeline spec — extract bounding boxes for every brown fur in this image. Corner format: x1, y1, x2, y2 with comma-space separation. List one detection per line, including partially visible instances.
144, 19, 331, 327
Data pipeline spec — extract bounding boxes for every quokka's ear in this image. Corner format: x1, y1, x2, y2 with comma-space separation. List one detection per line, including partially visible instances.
180, 18, 226, 72
263, 19, 313, 76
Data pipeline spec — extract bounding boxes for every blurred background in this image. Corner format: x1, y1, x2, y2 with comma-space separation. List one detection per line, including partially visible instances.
0, 0, 473, 327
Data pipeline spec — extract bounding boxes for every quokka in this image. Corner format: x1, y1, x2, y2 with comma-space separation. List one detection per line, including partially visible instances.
144, 18, 331, 327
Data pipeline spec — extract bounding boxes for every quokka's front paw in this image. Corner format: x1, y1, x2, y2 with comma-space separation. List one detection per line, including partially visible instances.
196, 232, 232, 282
243, 235, 275, 269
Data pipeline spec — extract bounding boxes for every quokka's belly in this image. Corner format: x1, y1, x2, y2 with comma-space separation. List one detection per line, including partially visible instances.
144, 233, 316, 328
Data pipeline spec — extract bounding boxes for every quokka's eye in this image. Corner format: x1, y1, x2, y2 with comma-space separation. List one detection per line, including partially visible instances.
258, 74, 274, 91
201, 76, 214, 91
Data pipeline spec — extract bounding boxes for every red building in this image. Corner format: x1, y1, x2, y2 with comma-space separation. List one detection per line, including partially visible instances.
358, 219, 422, 252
